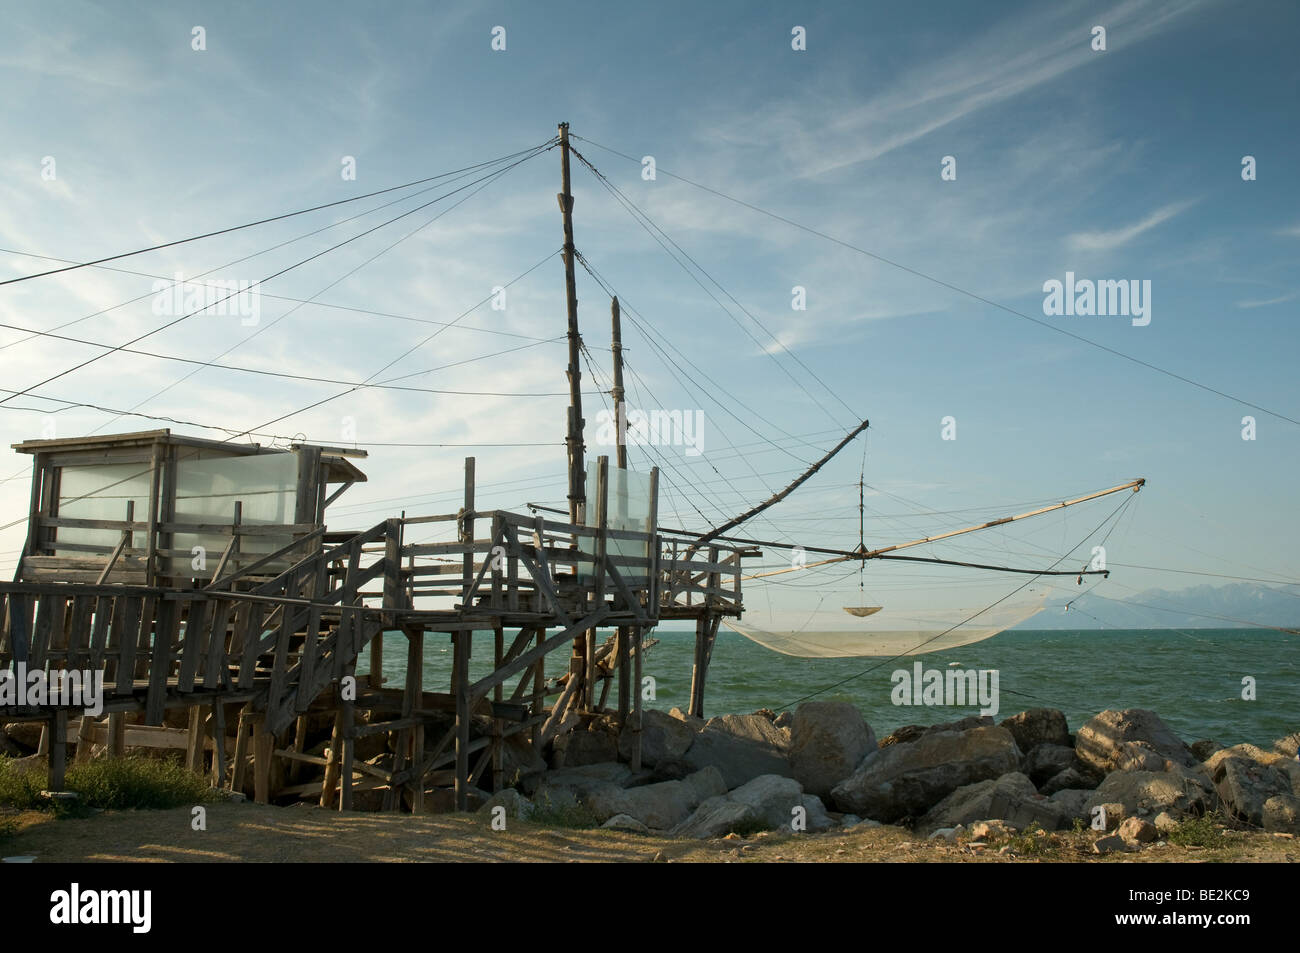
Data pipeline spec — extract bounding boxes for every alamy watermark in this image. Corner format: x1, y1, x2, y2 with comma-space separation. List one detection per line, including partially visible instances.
1042, 271, 1150, 327
151, 271, 260, 326
0, 665, 104, 716
594, 402, 704, 457
890, 662, 1000, 718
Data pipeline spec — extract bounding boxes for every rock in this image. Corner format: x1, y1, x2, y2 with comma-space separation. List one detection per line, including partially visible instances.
649, 759, 693, 782
753, 708, 778, 722
1214, 756, 1293, 827
617, 708, 699, 768
499, 735, 547, 788
2, 722, 43, 750
970, 819, 1015, 841
1204, 743, 1287, 776
840, 814, 862, 828
1093, 833, 1134, 854
1086, 769, 1212, 821
478, 788, 532, 820
788, 702, 876, 798
1274, 733, 1300, 758
529, 762, 631, 799
799, 794, 834, 833
725, 774, 806, 828
552, 724, 619, 768
1048, 788, 1092, 821
585, 766, 726, 830
668, 707, 703, 727
1115, 741, 1167, 773
682, 713, 793, 789
774, 711, 793, 729
1153, 811, 1180, 833
0, 726, 24, 757
919, 772, 1067, 834
879, 715, 993, 748
1074, 709, 1196, 776
929, 826, 963, 841
1025, 743, 1076, 786
1040, 766, 1098, 795
670, 796, 762, 839
1190, 739, 1219, 761
602, 813, 650, 834
1118, 816, 1157, 844
1000, 709, 1071, 753
830, 725, 1022, 822
1262, 794, 1300, 833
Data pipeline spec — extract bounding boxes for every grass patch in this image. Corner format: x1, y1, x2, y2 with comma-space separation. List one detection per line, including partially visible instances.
3, 754, 221, 813
527, 793, 601, 829
65, 756, 220, 811
0, 757, 46, 810
1168, 812, 1223, 848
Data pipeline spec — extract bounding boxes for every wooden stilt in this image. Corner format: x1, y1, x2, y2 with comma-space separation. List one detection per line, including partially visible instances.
454, 630, 470, 811
320, 707, 344, 808
49, 709, 67, 790
211, 700, 228, 787
75, 714, 97, 764
289, 714, 309, 784
532, 627, 545, 750
339, 694, 354, 811
492, 626, 504, 785
231, 703, 253, 794
109, 712, 125, 757
253, 716, 271, 805
186, 704, 207, 774
631, 626, 643, 772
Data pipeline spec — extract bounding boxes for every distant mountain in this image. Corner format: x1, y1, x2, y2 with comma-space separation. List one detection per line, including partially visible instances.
1021, 582, 1300, 630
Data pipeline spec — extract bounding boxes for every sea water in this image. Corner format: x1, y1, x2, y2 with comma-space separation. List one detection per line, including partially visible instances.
359, 627, 1298, 748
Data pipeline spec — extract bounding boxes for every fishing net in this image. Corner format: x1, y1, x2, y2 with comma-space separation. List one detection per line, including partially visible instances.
723, 596, 1047, 658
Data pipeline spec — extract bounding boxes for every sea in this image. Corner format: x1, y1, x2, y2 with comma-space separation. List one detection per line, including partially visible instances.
359, 627, 1298, 749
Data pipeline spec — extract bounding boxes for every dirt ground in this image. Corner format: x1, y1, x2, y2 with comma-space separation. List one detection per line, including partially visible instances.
3, 802, 1296, 863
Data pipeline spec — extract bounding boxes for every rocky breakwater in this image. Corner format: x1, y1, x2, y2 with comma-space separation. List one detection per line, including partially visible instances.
476, 703, 1299, 849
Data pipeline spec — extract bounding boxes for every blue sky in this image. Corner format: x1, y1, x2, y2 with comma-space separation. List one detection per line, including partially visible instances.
0, 0, 1296, 624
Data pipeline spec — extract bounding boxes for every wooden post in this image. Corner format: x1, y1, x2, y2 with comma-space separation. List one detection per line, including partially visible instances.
253, 716, 271, 805
231, 703, 253, 794
109, 712, 125, 757
211, 700, 228, 787
404, 626, 424, 811
460, 457, 476, 606
144, 442, 163, 586
492, 625, 504, 784
288, 714, 309, 784
453, 631, 470, 811
320, 707, 344, 808
186, 704, 208, 774
339, 694, 354, 811
631, 626, 643, 771
558, 121, 586, 525
532, 627, 545, 750
49, 709, 67, 790
610, 296, 628, 470
75, 714, 97, 764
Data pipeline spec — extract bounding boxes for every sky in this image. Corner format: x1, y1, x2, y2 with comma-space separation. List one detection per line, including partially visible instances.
0, 0, 1296, 627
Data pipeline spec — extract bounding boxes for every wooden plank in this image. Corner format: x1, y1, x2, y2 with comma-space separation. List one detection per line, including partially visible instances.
231, 704, 252, 794
211, 700, 228, 787
88, 594, 113, 672
176, 598, 211, 692
144, 600, 174, 725
66, 594, 93, 670
28, 595, 58, 670
203, 598, 233, 690
253, 716, 271, 804
237, 602, 264, 691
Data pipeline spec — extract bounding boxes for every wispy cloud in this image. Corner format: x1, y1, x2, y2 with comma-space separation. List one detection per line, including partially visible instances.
1066, 199, 1197, 252
1235, 291, 1297, 309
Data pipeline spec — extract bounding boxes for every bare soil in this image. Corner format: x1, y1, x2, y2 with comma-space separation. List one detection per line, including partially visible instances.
3, 803, 1296, 863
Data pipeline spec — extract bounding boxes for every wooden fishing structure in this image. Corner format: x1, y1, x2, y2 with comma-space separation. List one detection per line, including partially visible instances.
0, 124, 768, 810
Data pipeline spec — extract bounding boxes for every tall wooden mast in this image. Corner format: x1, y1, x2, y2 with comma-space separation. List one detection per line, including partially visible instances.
558, 122, 585, 525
